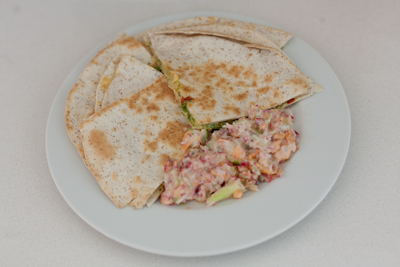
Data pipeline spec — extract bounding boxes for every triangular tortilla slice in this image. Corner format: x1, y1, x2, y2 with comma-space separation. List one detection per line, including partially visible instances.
101, 55, 162, 109
158, 25, 280, 50
65, 32, 153, 159
136, 17, 292, 51
80, 76, 187, 209
149, 33, 322, 129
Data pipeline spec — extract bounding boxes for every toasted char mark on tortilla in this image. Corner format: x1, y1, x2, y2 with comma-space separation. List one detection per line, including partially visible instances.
146, 103, 161, 113
115, 37, 142, 49
187, 70, 197, 77
141, 154, 151, 164
242, 66, 258, 80
159, 154, 171, 165
151, 80, 176, 102
131, 176, 142, 197
158, 120, 187, 149
178, 60, 225, 84
144, 139, 158, 153
181, 85, 197, 94
257, 86, 271, 94
194, 98, 217, 111
222, 21, 254, 31
88, 129, 116, 161
236, 81, 246, 87
269, 101, 278, 107
264, 74, 276, 83
191, 85, 216, 110
203, 116, 213, 124
223, 105, 241, 116
227, 65, 245, 78
136, 106, 144, 114
127, 93, 140, 109
150, 115, 158, 121
233, 92, 249, 101
140, 97, 148, 105
288, 77, 309, 90
112, 173, 118, 182
216, 77, 228, 87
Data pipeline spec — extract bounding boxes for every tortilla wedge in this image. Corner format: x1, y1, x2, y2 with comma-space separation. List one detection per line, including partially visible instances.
101, 55, 162, 109
158, 25, 280, 50
80, 76, 187, 209
65, 32, 153, 159
137, 16, 292, 51
149, 33, 322, 129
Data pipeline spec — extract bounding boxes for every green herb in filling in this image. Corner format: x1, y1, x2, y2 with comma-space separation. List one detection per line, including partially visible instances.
154, 60, 162, 72
181, 102, 196, 126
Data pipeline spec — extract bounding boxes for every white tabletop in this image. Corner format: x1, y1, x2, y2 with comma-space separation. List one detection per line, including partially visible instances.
1, 0, 399, 266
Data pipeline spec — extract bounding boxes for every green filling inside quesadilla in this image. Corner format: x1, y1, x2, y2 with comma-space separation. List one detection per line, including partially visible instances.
197, 121, 227, 130
158, 59, 227, 130
154, 62, 162, 72
181, 101, 196, 126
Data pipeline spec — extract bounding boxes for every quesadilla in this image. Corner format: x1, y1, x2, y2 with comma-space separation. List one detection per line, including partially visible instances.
101, 55, 162, 109
159, 25, 280, 50
65, 32, 153, 159
149, 32, 322, 129
134, 16, 218, 47
136, 16, 292, 51
80, 76, 188, 209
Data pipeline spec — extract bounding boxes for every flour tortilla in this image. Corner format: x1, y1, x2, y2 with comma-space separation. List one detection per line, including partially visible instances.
95, 57, 121, 113
160, 25, 280, 50
80, 76, 187, 209
134, 16, 218, 46
137, 17, 292, 52
65, 32, 153, 159
217, 18, 292, 48
101, 55, 162, 109
149, 33, 322, 128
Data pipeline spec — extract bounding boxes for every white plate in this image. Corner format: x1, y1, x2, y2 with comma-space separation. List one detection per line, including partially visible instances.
46, 11, 351, 257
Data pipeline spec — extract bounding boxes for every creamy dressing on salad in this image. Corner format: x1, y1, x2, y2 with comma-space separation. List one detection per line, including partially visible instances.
161, 106, 299, 206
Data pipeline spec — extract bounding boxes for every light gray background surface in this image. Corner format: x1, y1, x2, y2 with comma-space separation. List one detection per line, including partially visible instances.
1, 0, 399, 266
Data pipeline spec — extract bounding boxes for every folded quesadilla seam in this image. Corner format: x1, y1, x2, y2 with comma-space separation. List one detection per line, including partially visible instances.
136, 16, 292, 50
95, 56, 122, 113
153, 29, 280, 51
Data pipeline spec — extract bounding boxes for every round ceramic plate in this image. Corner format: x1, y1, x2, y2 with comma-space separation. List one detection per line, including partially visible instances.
46, 11, 351, 257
